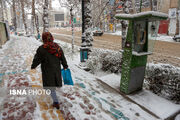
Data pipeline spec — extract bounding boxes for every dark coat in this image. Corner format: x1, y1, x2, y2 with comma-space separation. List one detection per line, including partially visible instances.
31, 45, 68, 87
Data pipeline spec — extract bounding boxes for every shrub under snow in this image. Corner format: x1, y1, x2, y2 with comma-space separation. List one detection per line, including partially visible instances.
86, 49, 122, 74
145, 63, 180, 104
86, 49, 180, 103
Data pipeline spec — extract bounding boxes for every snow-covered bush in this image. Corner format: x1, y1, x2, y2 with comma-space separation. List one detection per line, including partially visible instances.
145, 63, 180, 104
86, 49, 180, 103
86, 49, 122, 74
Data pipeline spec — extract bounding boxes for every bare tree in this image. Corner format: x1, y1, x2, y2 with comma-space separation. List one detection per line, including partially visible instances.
92, 0, 109, 29
0, 0, 4, 22
20, 0, 28, 35
0, 0, 8, 21
35, 14, 40, 39
176, 0, 180, 35
31, 0, 35, 34
43, 0, 49, 32
12, 0, 17, 32
59, 0, 81, 53
91, 0, 109, 28
132, 0, 137, 13
121, 0, 130, 49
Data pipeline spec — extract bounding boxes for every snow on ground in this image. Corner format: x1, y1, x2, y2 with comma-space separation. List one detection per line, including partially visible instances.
106, 31, 122, 36
55, 39, 159, 120
175, 114, 180, 120
0, 35, 178, 120
128, 90, 180, 119
0, 36, 40, 120
99, 74, 121, 90
99, 71, 180, 120
156, 34, 175, 42
52, 27, 82, 32
106, 31, 178, 43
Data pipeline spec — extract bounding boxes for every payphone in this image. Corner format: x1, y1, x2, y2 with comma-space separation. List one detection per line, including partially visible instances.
115, 11, 168, 94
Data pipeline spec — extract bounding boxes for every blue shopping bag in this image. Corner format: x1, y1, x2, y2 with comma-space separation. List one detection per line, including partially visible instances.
61, 68, 74, 85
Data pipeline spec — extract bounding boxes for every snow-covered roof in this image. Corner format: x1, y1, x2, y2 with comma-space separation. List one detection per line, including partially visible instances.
115, 11, 168, 21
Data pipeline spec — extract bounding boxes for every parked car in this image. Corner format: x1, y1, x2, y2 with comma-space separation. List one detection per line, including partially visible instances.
173, 35, 180, 42
17, 30, 26, 36
87, 27, 103, 36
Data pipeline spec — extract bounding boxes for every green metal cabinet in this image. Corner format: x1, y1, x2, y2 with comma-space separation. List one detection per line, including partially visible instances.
115, 11, 168, 94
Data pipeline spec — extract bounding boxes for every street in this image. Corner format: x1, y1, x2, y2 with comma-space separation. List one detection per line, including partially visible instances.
50, 28, 180, 67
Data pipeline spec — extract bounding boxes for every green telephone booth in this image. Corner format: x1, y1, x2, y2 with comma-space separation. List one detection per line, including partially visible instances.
115, 11, 168, 94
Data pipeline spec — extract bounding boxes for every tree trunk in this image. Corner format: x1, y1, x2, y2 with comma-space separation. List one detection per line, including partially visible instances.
82, 0, 93, 47
121, 0, 130, 49
112, 0, 117, 32
35, 14, 40, 39
132, 0, 137, 13
150, 0, 153, 11
0, 0, 4, 22
31, 0, 35, 34
12, 0, 17, 32
43, 0, 49, 32
157, 0, 162, 11
2, 0, 8, 21
94, 1, 109, 29
176, 13, 179, 35
70, 7, 74, 53
20, 0, 28, 35
139, 0, 143, 12
176, 0, 180, 35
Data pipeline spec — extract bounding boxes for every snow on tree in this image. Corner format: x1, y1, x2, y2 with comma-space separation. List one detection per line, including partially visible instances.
134, 0, 158, 12
0, 0, 4, 22
43, 0, 49, 32
81, 0, 93, 47
86, 49, 122, 74
20, 0, 28, 35
146, 63, 180, 104
90, 0, 109, 29
12, 0, 17, 32
35, 14, 40, 39
31, 0, 35, 34
59, 0, 81, 52
120, 0, 131, 49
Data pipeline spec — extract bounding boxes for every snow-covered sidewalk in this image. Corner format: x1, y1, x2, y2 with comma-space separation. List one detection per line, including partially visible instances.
0, 35, 178, 120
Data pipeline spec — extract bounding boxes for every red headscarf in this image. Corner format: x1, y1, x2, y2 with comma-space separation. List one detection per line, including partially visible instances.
42, 32, 62, 58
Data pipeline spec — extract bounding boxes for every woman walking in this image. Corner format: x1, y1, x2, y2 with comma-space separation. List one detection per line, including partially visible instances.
31, 32, 68, 109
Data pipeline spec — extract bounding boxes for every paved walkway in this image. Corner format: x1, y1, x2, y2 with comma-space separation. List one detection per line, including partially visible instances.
0, 35, 159, 120
0, 37, 65, 120
0, 38, 36, 120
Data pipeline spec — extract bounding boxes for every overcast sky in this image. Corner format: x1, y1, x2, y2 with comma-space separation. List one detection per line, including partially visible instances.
52, 0, 68, 11
52, 0, 60, 8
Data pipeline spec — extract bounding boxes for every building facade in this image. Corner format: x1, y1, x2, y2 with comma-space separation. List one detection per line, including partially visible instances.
49, 10, 69, 27
158, 0, 180, 35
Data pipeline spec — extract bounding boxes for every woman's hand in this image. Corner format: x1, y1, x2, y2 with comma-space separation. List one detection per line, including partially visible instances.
64, 67, 68, 70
